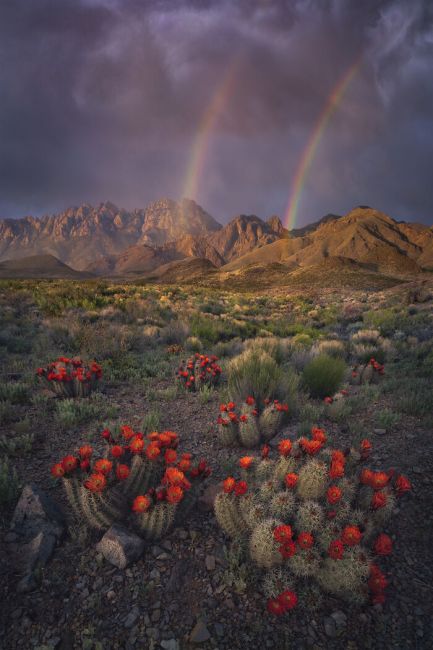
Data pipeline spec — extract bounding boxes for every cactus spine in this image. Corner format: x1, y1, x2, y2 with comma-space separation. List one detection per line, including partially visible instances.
136, 502, 176, 540
249, 518, 283, 568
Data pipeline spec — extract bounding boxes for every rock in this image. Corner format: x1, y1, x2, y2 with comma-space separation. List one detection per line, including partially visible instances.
160, 640, 179, 650
10, 484, 65, 590
214, 623, 224, 638
190, 620, 211, 644
96, 525, 144, 569
330, 610, 347, 629
205, 555, 216, 571
198, 482, 222, 512
373, 429, 387, 436
124, 607, 140, 629
324, 617, 337, 638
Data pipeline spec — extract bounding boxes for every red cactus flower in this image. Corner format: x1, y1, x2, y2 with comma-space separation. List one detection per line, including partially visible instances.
371, 491, 387, 510
239, 414, 248, 423
297, 532, 314, 549
110, 445, 124, 458
158, 432, 172, 447
395, 475, 411, 496
223, 477, 236, 493
370, 472, 390, 490
79, 445, 93, 459
276, 403, 289, 413
116, 464, 130, 480
284, 473, 298, 489
360, 439, 372, 455
51, 463, 65, 478
301, 439, 323, 455
178, 458, 191, 472
311, 427, 327, 443
372, 591, 386, 605
132, 495, 152, 512
145, 443, 161, 460
374, 533, 393, 556
261, 445, 270, 459
61, 455, 78, 473
327, 486, 342, 504
368, 568, 388, 593
328, 540, 344, 560
239, 456, 254, 469
121, 425, 135, 440
84, 472, 106, 493
101, 428, 111, 440
228, 412, 238, 423
227, 402, 236, 411
329, 461, 345, 479
273, 524, 293, 543
278, 590, 298, 611
332, 450, 346, 464
94, 458, 113, 475
278, 439, 292, 456
341, 525, 362, 546
245, 396, 255, 406
324, 397, 333, 404
279, 541, 297, 558
198, 460, 207, 473
80, 459, 90, 471
166, 485, 184, 504
234, 480, 248, 496
360, 469, 374, 485
165, 449, 177, 464
219, 404, 228, 412
267, 598, 285, 616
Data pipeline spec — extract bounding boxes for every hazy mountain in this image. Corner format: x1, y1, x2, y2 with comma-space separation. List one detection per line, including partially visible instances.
0, 198, 220, 270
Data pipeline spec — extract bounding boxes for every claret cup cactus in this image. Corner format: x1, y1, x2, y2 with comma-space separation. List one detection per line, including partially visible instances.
217, 397, 289, 448
37, 356, 102, 397
51, 425, 211, 539
177, 353, 222, 391
214, 428, 411, 614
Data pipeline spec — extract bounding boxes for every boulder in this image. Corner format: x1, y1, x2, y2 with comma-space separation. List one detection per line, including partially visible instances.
96, 524, 144, 569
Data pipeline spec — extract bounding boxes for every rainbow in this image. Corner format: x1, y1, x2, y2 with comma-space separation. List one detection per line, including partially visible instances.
182, 58, 242, 202
284, 58, 362, 230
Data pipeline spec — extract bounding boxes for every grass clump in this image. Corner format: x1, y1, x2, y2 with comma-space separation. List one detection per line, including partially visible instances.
228, 348, 290, 403
302, 354, 346, 399
0, 457, 20, 507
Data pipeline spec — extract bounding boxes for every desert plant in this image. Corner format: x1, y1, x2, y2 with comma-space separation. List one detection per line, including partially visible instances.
177, 353, 222, 391
228, 348, 296, 405
214, 429, 411, 615
350, 358, 385, 386
0, 382, 29, 404
302, 355, 346, 399
217, 397, 289, 448
0, 431, 35, 456
54, 393, 117, 429
0, 457, 20, 506
375, 409, 400, 431
50, 426, 211, 538
36, 357, 102, 397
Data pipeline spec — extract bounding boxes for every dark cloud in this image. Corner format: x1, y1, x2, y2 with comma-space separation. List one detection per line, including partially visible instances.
0, 0, 432, 224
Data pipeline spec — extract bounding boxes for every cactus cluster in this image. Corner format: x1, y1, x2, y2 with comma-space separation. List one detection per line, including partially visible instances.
351, 357, 385, 385
217, 397, 289, 448
37, 356, 102, 397
50, 425, 211, 539
177, 353, 222, 391
214, 428, 411, 614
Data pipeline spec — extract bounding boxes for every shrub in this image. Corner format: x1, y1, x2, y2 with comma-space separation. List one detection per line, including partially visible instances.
217, 397, 290, 448
302, 355, 346, 399
0, 382, 29, 404
375, 409, 400, 431
0, 457, 20, 507
185, 336, 203, 353
0, 431, 34, 456
228, 349, 284, 403
160, 320, 190, 345
178, 354, 222, 391
312, 340, 346, 359
36, 357, 102, 398
214, 429, 411, 614
55, 393, 117, 429
50, 426, 211, 538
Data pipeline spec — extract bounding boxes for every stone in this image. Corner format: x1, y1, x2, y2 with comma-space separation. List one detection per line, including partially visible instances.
373, 429, 387, 436
124, 607, 140, 629
198, 482, 222, 512
96, 525, 144, 569
205, 555, 216, 571
330, 610, 347, 629
190, 620, 211, 644
324, 617, 337, 638
160, 640, 179, 650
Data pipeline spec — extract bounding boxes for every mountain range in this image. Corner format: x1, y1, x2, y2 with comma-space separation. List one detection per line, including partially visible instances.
0, 199, 431, 282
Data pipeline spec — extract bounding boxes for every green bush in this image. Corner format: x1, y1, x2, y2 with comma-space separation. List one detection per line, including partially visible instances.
302, 354, 346, 399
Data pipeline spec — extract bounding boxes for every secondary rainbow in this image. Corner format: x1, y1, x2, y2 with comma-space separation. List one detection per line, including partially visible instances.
284, 58, 362, 230
182, 57, 242, 202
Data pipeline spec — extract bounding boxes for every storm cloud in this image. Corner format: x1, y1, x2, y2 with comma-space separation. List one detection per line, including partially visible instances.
1, 0, 432, 225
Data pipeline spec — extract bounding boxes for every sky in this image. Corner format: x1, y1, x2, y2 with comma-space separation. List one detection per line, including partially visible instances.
0, 0, 432, 227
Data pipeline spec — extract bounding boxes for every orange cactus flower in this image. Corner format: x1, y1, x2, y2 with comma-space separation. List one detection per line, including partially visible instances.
395, 475, 411, 496
371, 491, 387, 510
51, 463, 65, 478
165, 449, 177, 464
368, 569, 387, 593
61, 455, 78, 473
374, 533, 392, 556
327, 486, 342, 504
341, 525, 362, 546
245, 396, 255, 406
360, 468, 374, 485
145, 443, 161, 460
166, 485, 184, 504
94, 458, 113, 475
329, 461, 345, 479
79, 445, 93, 459
239, 456, 254, 470
278, 439, 292, 457
311, 427, 327, 443
370, 472, 389, 490
234, 480, 247, 496
278, 590, 298, 611
297, 532, 314, 549
132, 495, 152, 512
84, 472, 107, 493
279, 541, 297, 558
223, 477, 236, 493
284, 473, 298, 489
332, 450, 346, 464
147, 431, 160, 441
116, 464, 130, 480
360, 439, 372, 453
261, 445, 270, 459
177, 458, 191, 472
121, 425, 135, 440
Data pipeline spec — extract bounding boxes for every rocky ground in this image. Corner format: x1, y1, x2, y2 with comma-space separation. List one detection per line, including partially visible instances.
1, 370, 432, 650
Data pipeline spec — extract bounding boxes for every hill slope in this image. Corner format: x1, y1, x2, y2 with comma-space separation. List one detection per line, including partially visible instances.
0, 255, 93, 279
